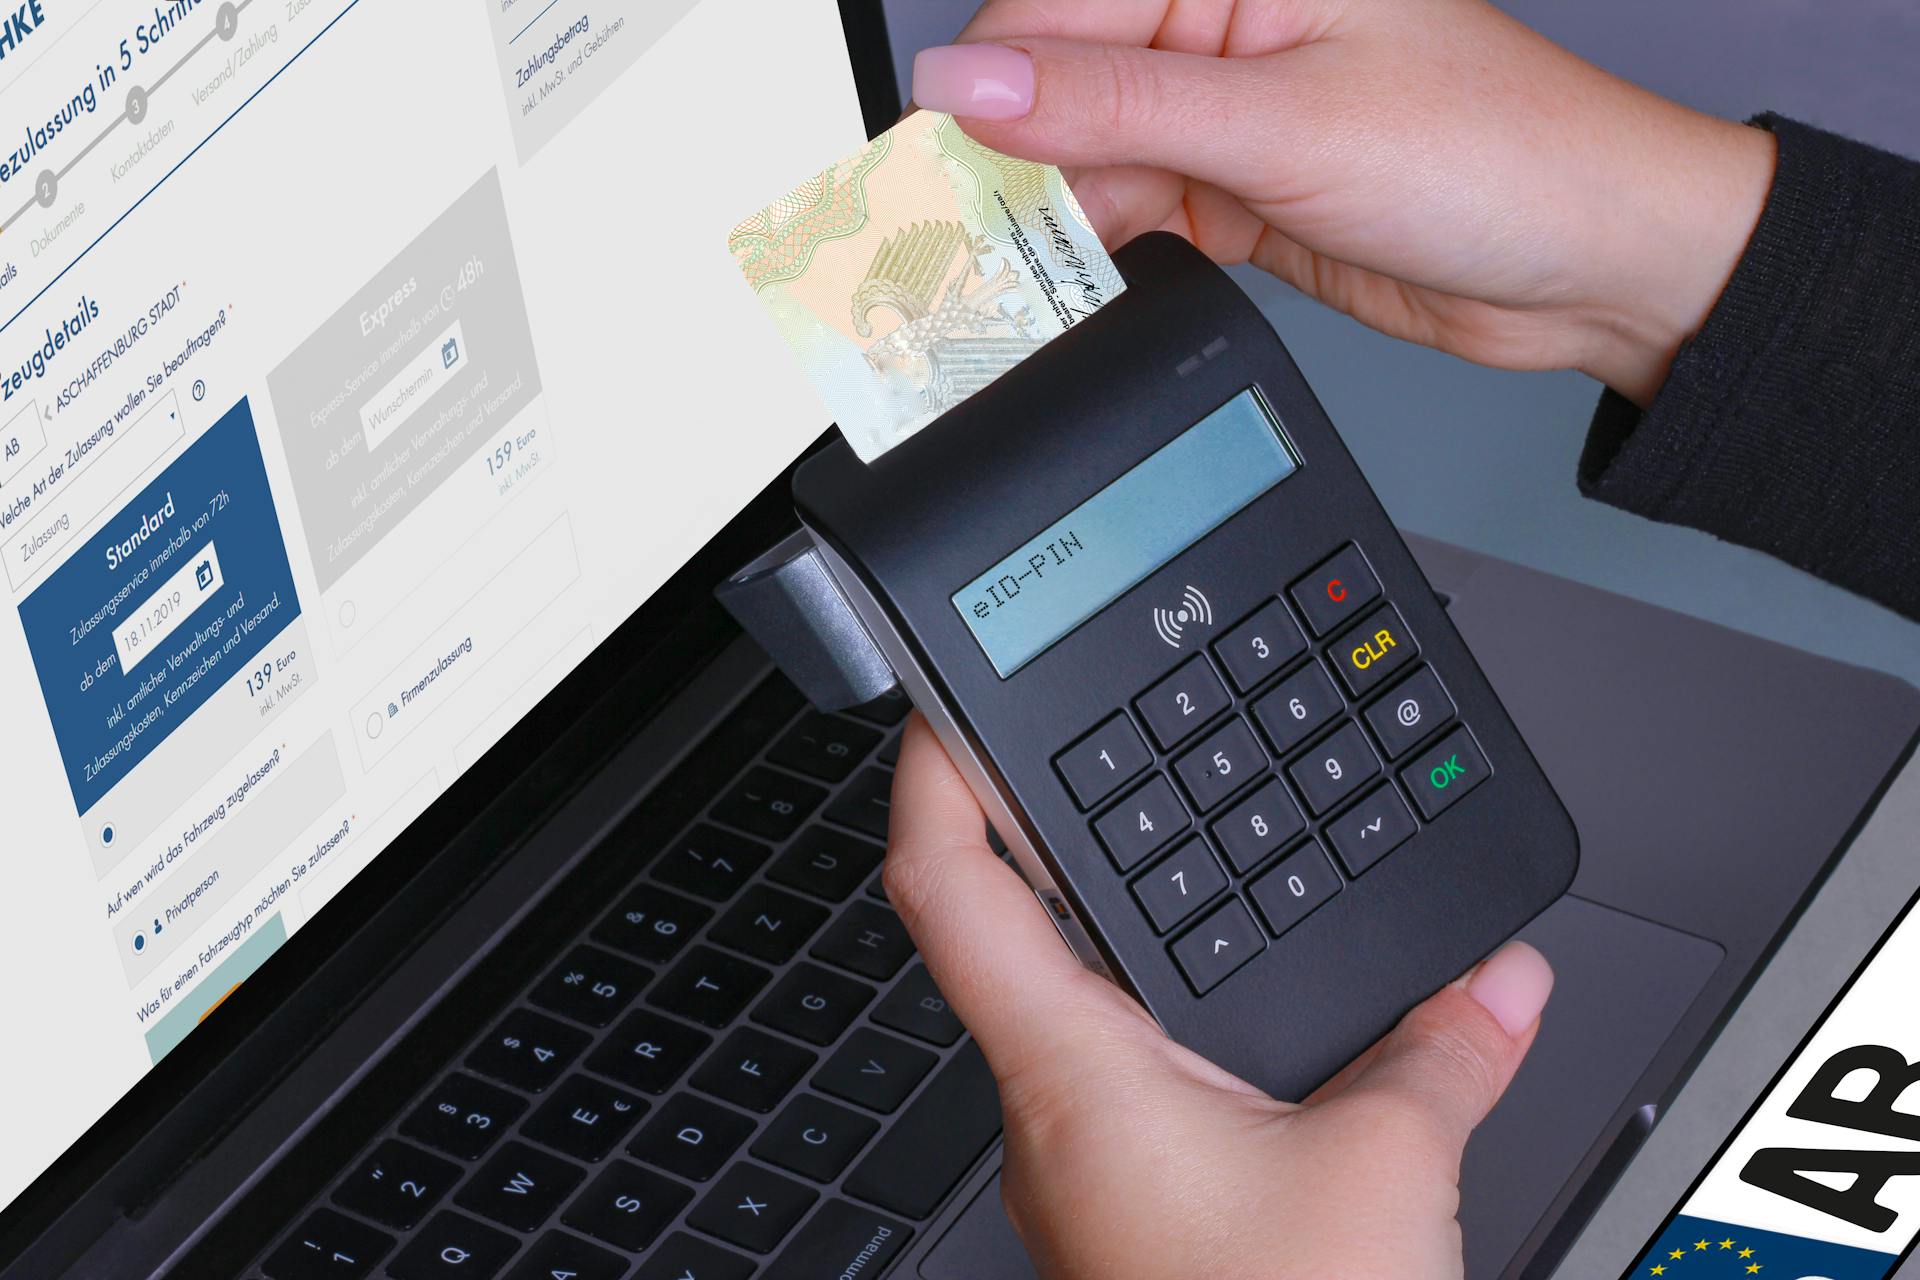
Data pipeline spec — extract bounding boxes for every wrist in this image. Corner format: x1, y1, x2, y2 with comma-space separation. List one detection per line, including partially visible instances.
1574, 114, 1778, 406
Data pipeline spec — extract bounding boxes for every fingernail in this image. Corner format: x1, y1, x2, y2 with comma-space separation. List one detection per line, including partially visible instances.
912, 44, 1034, 120
1464, 941, 1555, 1037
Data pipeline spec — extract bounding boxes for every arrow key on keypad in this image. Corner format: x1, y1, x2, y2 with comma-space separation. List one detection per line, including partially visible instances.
1169, 897, 1265, 995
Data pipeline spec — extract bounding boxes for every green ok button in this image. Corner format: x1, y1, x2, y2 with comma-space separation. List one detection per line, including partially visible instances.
1403, 726, 1489, 819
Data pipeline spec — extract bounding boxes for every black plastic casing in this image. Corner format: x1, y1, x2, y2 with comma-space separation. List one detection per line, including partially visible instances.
794, 232, 1578, 1099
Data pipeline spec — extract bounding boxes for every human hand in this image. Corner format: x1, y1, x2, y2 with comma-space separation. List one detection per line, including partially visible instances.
910, 0, 1777, 405
884, 713, 1554, 1280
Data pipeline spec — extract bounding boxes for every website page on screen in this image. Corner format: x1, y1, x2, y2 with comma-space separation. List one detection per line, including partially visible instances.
0, 0, 862, 1212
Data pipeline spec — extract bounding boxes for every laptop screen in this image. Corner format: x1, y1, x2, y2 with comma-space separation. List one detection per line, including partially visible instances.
0, 0, 866, 1213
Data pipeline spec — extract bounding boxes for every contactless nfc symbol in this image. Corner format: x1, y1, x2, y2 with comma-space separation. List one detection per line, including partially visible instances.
1153, 586, 1213, 648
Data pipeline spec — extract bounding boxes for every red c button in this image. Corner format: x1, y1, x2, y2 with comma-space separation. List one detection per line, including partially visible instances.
1326, 578, 1347, 603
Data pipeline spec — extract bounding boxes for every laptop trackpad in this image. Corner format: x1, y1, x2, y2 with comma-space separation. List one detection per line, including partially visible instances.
923, 896, 1721, 1279
1459, 895, 1723, 1275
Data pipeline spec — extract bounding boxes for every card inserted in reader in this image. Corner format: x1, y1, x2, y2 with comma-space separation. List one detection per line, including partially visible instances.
720, 232, 1579, 1100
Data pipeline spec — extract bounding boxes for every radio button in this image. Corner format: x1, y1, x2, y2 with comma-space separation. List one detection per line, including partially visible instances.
1055, 715, 1150, 810
1093, 775, 1190, 872
1287, 723, 1380, 815
1135, 655, 1230, 749
1212, 600, 1305, 692
1173, 718, 1268, 813
1402, 727, 1491, 819
1330, 604, 1416, 697
1290, 544, 1381, 636
1250, 662, 1341, 755
1210, 778, 1305, 874
1132, 838, 1229, 933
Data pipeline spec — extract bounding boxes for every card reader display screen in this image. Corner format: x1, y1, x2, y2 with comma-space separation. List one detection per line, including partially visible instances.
953, 389, 1298, 677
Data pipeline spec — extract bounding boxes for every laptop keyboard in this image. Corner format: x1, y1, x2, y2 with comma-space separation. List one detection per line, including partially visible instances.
251, 681, 1002, 1280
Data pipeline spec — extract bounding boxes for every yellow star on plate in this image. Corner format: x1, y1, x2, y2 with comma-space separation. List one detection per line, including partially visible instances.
1720, 1239, 1737, 1249
1695, 1240, 1711, 1251
1746, 1265, 1762, 1274
1650, 1268, 1666, 1276
1740, 1248, 1755, 1259
1670, 1249, 1688, 1260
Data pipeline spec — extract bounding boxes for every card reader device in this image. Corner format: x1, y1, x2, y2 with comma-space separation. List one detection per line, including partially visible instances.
720, 232, 1579, 1099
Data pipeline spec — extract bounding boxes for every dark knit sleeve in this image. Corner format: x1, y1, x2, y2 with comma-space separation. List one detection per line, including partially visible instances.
1578, 115, 1920, 620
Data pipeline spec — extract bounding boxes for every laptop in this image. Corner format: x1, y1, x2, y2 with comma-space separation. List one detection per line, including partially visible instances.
2, 4, 1915, 1278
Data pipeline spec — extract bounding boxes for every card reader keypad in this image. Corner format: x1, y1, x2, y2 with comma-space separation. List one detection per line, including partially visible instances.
1051, 543, 1493, 997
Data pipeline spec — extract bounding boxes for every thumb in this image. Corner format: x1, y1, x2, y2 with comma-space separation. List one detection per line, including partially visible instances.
1323, 941, 1554, 1153
910, 37, 1304, 196
884, 713, 1150, 1085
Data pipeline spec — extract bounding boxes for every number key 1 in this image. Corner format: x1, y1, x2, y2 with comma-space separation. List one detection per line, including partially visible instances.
1055, 714, 1151, 809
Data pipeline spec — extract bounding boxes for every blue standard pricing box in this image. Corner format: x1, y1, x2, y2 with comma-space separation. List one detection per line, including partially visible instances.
18, 399, 303, 819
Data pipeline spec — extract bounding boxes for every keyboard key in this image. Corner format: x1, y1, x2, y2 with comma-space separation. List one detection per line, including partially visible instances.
1364, 665, 1456, 759
586, 1011, 712, 1094
454, 1141, 585, 1233
332, 1140, 459, 1231
845, 686, 911, 727
768, 712, 882, 782
401, 1074, 528, 1162
871, 965, 964, 1047
823, 767, 894, 839
1402, 726, 1491, 819
1210, 777, 1305, 873
1251, 661, 1342, 755
843, 1042, 1000, 1219
386, 1212, 517, 1280
752, 962, 875, 1045
561, 1160, 693, 1254
1325, 785, 1417, 876
1212, 599, 1306, 691
688, 1164, 819, 1254
715, 766, 826, 841
649, 946, 770, 1028
751, 1094, 880, 1181
653, 825, 769, 902
709, 884, 829, 964
1171, 717, 1267, 813
1290, 543, 1381, 636
1131, 838, 1229, 933
467, 1010, 591, 1093
504, 1232, 628, 1280
1286, 722, 1379, 815
1249, 842, 1343, 939
691, 1027, 817, 1113
1329, 603, 1416, 697
262, 1208, 392, 1280
766, 827, 884, 903
1091, 775, 1189, 872
593, 884, 711, 964
521, 1074, 647, 1162
813, 1028, 936, 1114
809, 901, 915, 981
1169, 898, 1266, 995
529, 946, 652, 1028
628, 1093, 754, 1181
877, 731, 903, 767
1053, 714, 1150, 809
1134, 654, 1230, 749
635, 1233, 756, 1280
769, 1200, 912, 1278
